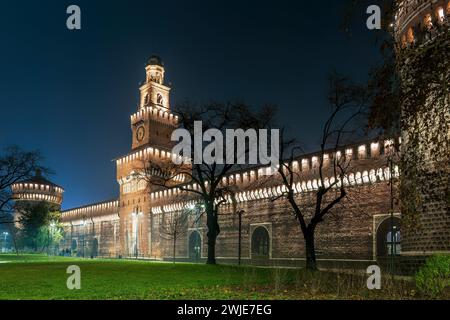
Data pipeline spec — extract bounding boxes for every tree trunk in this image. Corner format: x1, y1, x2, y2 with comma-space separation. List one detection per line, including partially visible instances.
304, 229, 318, 271
173, 237, 176, 264
206, 203, 220, 265
11, 232, 19, 255
207, 234, 217, 264
238, 211, 242, 266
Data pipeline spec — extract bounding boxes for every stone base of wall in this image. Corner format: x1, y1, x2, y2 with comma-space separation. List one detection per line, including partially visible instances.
158, 256, 427, 276
377, 256, 427, 276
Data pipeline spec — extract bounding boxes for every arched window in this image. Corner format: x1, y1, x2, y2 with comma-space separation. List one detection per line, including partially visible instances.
401, 34, 407, 48
376, 217, 401, 257
386, 230, 401, 256
144, 94, 149, 105
407, 27, 415, 43
92, 238, 99, 258
436, 7, 445, 22
157, 93, 164, 105
423, 14, 433, 29
71, 239, 78, 251
189, 231, 201, 261
251, 226, 270, 258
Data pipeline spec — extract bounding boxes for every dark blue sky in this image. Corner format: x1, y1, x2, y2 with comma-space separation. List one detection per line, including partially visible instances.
0, 1, 381, 210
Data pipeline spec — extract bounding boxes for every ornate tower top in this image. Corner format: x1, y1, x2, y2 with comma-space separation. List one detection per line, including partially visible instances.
145, 55, 165, 85
147, 55, 163, 67
139, 55, 171, 111
130, 56, 177, 150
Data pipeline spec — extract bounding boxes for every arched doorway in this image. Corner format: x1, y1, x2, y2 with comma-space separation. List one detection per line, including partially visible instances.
71, 239, 77, 256
91, 238, 99, 258
71, 239, 78, 251
188, 231, 201, 262
251, 226, 270, 258
376, 217, 401, 257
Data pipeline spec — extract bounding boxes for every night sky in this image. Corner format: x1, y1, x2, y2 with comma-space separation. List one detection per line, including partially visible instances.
0, 1, 382, 210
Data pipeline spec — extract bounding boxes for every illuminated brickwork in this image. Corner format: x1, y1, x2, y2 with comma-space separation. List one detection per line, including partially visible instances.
12, 170, 64, 227
395, 0, 450, 255
60, 57, 412, 267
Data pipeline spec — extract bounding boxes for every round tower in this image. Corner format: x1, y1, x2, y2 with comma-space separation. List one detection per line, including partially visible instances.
11, 170, 64, 214
395, 0, 450, 257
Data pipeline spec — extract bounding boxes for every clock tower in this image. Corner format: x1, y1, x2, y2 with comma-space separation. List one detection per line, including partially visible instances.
117, 55, 179, 258
131, 55, 177, 150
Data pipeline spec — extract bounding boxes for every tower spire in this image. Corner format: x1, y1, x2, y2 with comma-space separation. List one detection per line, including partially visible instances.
138, 55, 171, 111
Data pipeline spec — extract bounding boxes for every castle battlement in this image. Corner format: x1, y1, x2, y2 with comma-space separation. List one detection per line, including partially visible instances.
130, 106, 178, 126
116, 145, 186, 166
396, 0, 449, 47
147, 137, 400, 201
149, 163, 400, 214
12, 171, 64, 207
61, 199, 119, 222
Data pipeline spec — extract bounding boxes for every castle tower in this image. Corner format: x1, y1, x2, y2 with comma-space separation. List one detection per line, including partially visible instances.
116, 56, 179, 258
395, 0, 450, 257
131, 55, 177, 151
11, 170, 64, 225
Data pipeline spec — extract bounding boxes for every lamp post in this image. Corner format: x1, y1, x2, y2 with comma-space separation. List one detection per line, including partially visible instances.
133, 207, 140, 259
237, 210, 245, 265
82, 219, 87, 258
386, 140, 398, 274
389, 156, 394, 273
188, 203, 203, 262
230, 192, 245, 266
49, 222, 56, 256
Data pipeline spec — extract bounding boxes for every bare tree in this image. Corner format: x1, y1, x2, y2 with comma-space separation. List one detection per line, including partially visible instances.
270, 73, 369, 271
0, 146, 48, 224
142, 101, 276, 264
160, 209, 190, 263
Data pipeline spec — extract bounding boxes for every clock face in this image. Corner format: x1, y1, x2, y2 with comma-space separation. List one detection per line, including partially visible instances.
136, 126, 145, 142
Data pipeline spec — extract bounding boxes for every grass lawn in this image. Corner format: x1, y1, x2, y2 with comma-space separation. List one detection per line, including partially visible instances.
0, 254, 443, 300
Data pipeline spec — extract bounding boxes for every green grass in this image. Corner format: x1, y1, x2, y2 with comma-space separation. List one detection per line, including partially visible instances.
0, 254, 446, 300
0, 254, 278, 299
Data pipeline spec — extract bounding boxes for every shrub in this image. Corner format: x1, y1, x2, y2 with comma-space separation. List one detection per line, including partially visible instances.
415, 255, 450, 297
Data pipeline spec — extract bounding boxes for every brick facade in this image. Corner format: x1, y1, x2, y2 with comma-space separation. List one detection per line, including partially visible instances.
60, 57, 407, 267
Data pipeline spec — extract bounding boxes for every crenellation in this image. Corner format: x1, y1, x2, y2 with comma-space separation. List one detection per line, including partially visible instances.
146, 164, 400, 214
130, 106, 178, 126
396, 0, 449, 47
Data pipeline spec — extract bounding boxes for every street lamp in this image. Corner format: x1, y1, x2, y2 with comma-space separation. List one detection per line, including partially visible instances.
49, 222, 56, 256
386, 140, 398, 274
230, 192, 245, 266
236, 210, 245, 266
133, 207, 141, 259
186, 203, 204, 262
82, 219, 87, 258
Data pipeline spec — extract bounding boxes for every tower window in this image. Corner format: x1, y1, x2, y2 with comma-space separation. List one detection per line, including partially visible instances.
144, 94, 149, 105
423, 14, 432, 29
407, 27, 414, 43
386, 230, 401, 255
157, 93, 164, 105
437, 7, 445, 22
251, 226, 270, 257
402, 35, 408, 48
